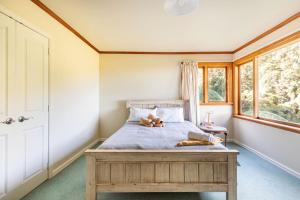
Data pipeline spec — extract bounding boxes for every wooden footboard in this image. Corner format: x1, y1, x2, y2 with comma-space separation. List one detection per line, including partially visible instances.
85, 149, 238, 200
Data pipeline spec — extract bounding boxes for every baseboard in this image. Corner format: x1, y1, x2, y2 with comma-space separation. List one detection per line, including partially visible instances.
99, 137, 107, 142
49, 138, 101, 178
1, 170, 48, 200
232, 139, 300, 180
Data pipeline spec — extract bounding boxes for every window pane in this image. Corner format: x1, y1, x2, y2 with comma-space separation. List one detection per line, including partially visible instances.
198, 68, 203, 102
258, 40, 300, 124
208, 68, 226, 101
240, 62, 254, 115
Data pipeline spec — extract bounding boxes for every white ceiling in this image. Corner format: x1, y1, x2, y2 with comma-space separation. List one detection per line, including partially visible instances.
40, 0, 300, 52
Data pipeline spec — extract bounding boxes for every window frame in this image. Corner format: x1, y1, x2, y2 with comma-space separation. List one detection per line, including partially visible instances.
198, 62, 233, 105
233, 31, 300, 133
237, 60, 256, 117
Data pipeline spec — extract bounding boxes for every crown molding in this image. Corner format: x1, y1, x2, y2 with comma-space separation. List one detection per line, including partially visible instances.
99, 51, 233, 54
232, 11, 300, 53
31, 0, 100, 53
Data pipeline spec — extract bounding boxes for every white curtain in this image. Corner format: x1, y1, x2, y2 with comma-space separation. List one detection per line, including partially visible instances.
181, 60, 200, 126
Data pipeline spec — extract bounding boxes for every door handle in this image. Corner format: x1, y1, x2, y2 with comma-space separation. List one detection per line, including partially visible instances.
18, 116, 32, 123
0, 117, 15, 125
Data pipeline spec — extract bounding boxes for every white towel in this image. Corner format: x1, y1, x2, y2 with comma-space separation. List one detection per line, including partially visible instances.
188, 131, 217, 143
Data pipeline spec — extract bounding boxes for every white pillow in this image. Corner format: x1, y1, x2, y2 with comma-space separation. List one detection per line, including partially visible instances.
128, 107, 157, 122
157, 107, 184, 122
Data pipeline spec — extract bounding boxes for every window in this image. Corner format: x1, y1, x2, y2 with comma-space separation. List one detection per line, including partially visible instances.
208, 68, 226, 101
198, 67, 204, 102
198, 63, 232, 105
234, 33, 300, 131
239, 62, 254, 115
258, 40, 300, 124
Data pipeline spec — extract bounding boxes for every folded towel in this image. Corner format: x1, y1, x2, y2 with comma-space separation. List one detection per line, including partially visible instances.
188, 131, 217, 143
177, 137, 223, 147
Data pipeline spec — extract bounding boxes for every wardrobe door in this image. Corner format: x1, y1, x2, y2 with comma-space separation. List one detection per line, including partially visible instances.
15, 22, 49, 192
0, 13, 49, 200
0, 12, 18, 199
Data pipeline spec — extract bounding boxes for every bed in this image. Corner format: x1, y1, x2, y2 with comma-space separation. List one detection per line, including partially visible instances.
85, 100, 238, 200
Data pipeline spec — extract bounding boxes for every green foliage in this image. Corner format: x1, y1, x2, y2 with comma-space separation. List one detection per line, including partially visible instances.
243, 110, 288, 121
199, 85, 224, 101
198, 68, 226, 102
208, 89, 223, 101
259, 41, 300, 124
208, 68, 225, 101
259, 111, 289, 122
240, 63, 253, 115
241, 40, 300, 124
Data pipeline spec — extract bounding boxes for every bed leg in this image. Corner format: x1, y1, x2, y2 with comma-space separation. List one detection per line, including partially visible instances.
227, 154, 237, 200
226, 191, 236, 200
86, 155, 96, 200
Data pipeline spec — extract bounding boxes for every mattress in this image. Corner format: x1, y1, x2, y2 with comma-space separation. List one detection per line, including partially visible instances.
98, 121, 227, 150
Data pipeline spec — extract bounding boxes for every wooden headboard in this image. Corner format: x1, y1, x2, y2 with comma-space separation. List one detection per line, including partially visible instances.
126, 100, 190, 121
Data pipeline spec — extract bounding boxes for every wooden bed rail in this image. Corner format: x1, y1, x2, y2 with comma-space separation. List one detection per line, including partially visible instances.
85, 149, 238, 200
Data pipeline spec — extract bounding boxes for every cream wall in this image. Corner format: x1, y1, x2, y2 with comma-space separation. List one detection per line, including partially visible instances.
233, 119, 300, 177
99, 54, 233, 139
233, 18, 300, 177
0, 0, 100, 172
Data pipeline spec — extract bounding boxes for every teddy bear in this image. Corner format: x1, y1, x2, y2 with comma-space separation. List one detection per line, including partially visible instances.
139, 114, 164, 127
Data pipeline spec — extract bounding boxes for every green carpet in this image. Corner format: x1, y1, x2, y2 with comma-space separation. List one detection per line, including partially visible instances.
22, 143, 300, 200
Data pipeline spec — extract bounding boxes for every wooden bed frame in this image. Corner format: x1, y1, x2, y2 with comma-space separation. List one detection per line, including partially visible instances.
85, 100, 238, 200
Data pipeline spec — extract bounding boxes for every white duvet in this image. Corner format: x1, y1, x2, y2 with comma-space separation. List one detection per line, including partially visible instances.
98, 121, 227, 150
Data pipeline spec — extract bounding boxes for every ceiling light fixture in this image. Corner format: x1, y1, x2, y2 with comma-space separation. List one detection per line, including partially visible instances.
164, 0, 199, 16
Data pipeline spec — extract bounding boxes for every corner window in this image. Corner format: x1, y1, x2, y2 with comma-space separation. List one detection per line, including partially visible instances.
234, 36, 300, 129
258, 40, 300, 124
239, 62, 254, 116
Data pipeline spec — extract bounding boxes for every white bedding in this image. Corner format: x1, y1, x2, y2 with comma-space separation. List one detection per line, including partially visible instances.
98, 121, 227, 150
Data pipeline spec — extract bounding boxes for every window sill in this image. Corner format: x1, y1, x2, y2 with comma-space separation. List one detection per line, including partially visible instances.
233, 115, 300, 134
200, 102, 233, 106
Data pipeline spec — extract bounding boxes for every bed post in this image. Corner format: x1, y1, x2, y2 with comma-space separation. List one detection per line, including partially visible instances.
86, 154, 96, 200
227, 153, 237, 200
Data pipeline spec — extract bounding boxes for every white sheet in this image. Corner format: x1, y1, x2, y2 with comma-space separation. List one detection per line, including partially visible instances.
98, 121, 227, 150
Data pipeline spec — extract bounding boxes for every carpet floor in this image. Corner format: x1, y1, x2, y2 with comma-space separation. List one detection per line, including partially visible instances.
22, 143, 300, 200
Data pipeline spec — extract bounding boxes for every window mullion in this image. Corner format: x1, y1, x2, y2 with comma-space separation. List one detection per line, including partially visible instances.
253, 58, 258, 118
226, 66, 229, 102
237, 66, 241, 115
204, 66, 208, 104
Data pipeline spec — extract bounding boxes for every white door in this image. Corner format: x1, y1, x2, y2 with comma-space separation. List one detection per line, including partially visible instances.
15, 21, 49, 186
0, 12, 49, 200
0, 12, 17, 199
